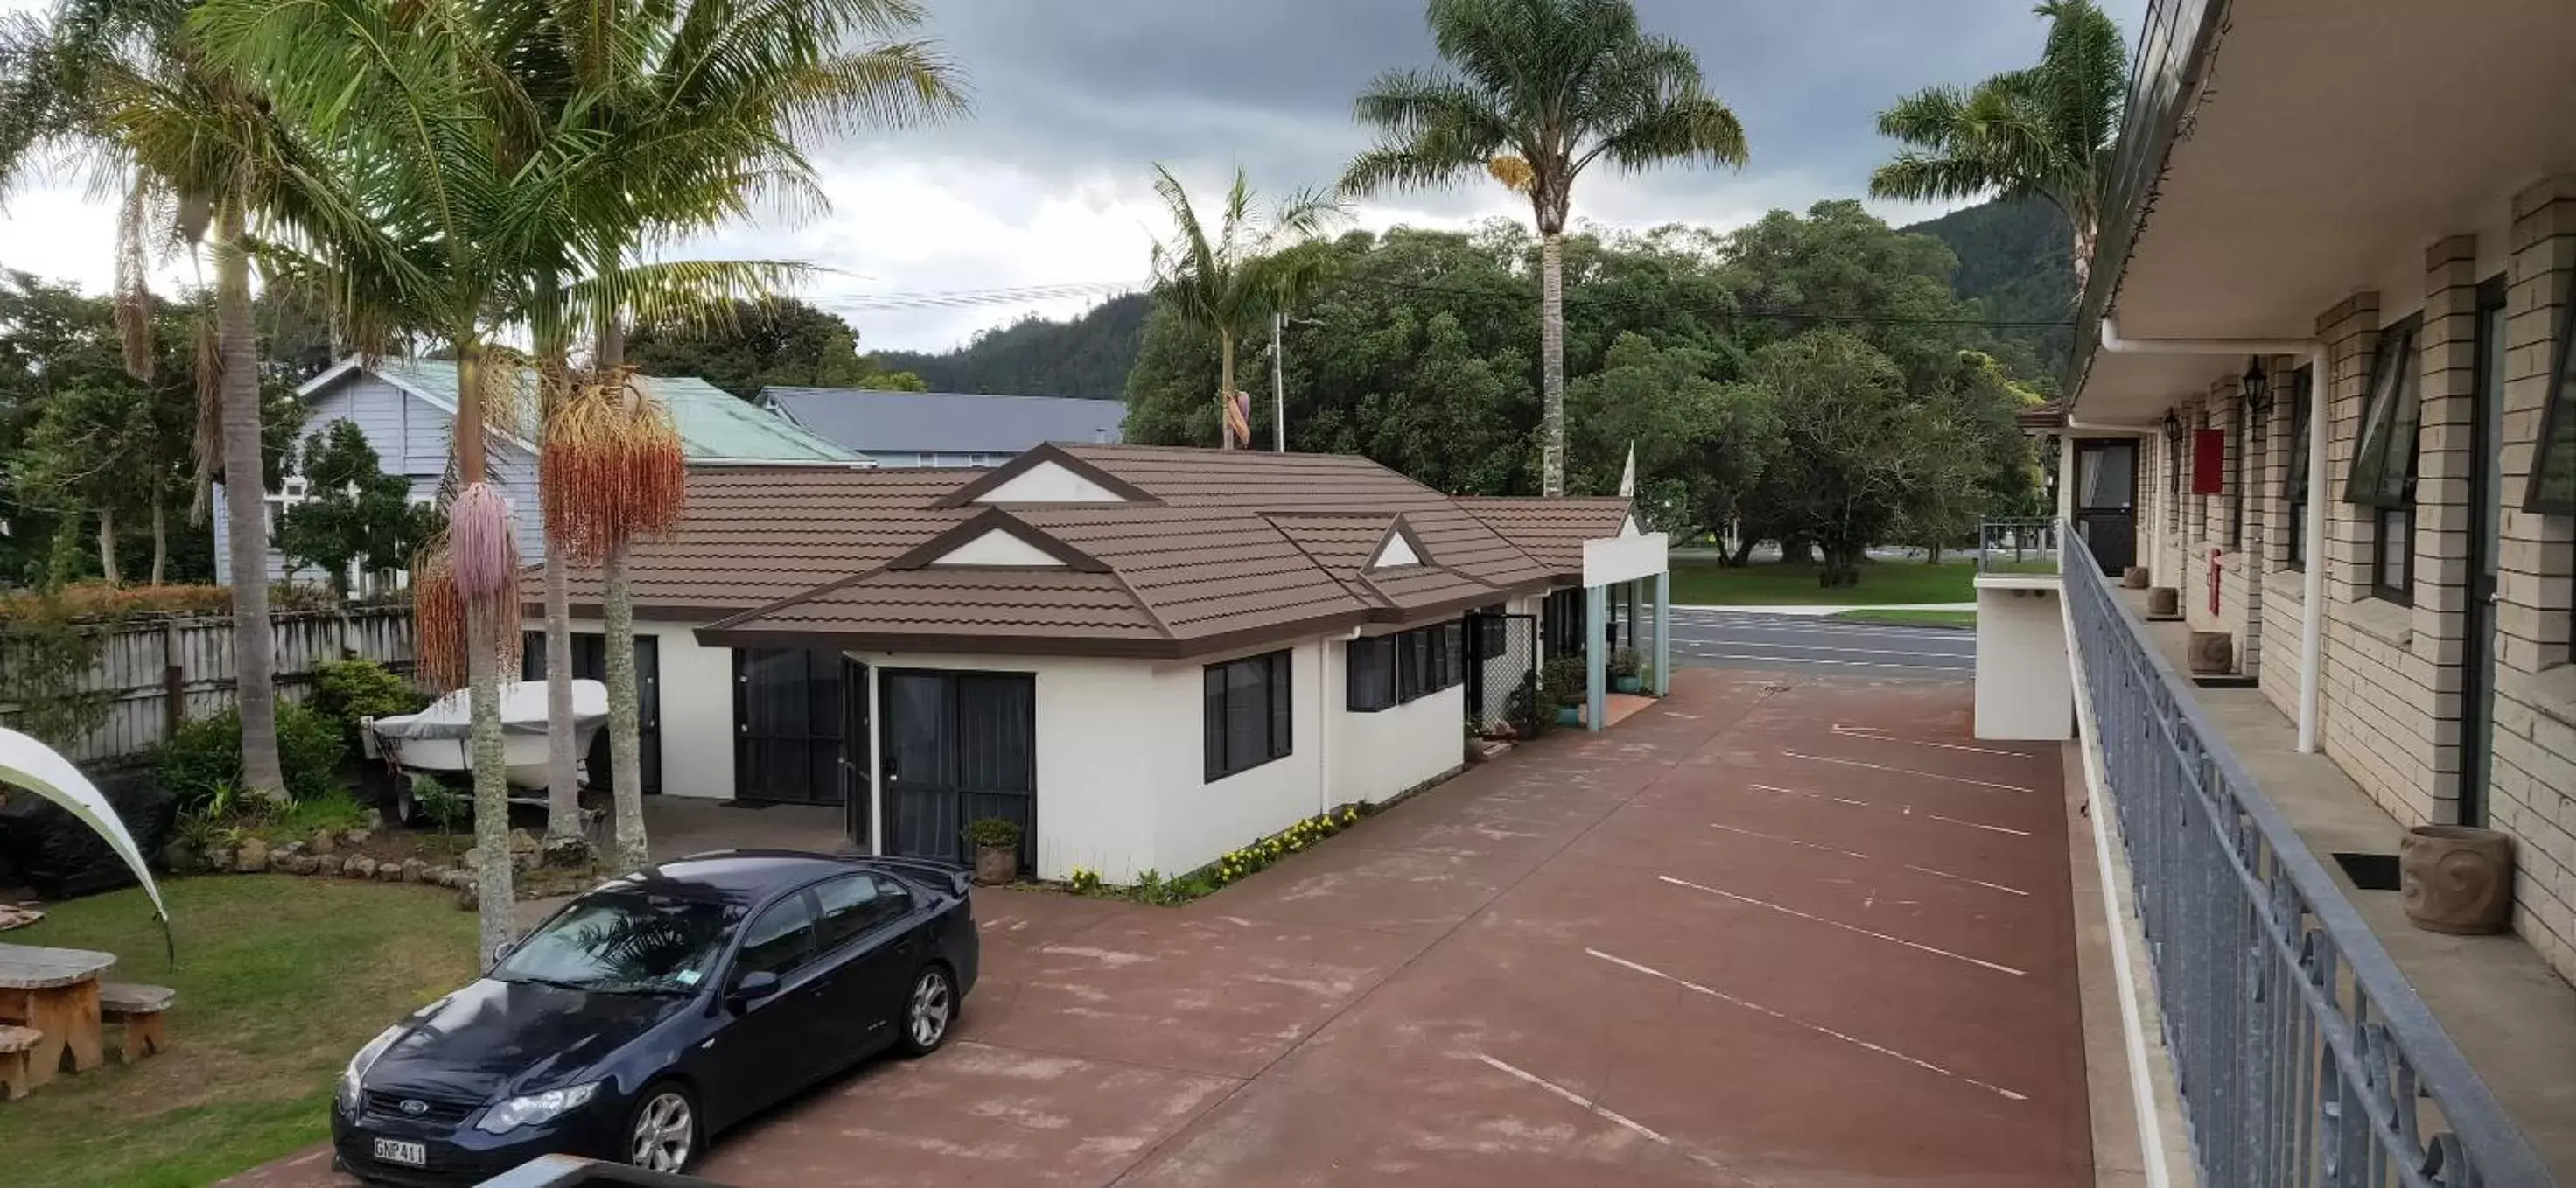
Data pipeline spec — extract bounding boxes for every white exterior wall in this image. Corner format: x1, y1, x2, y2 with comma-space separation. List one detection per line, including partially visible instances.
1325, 626, 1469, 809
1148, 639, 1330, 882
1974, 581, 2073, 740
534, 616, 735, 800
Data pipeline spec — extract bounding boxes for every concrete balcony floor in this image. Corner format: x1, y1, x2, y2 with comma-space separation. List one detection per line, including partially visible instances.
2116, 586, 2576, 1182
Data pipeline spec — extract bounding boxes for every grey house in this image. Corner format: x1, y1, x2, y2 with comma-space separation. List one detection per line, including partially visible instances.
216, 357, 865, 585
756, 387, 1124, 467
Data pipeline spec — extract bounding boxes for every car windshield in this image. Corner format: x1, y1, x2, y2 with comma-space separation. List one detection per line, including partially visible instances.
492, 893, 742, 996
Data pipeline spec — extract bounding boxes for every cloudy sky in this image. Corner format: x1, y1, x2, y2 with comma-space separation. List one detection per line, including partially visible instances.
0, 0, 2144, 353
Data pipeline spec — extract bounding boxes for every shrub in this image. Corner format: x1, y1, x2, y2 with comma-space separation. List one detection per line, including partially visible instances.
158, 702, 348, 809
312, 657, 426, 746
1608, 648, 1642, 680
962, 817, 1024, 849
1539, 656, 1589, 710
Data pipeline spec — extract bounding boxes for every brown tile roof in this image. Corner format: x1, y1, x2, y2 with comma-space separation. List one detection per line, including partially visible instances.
544, 445, 1645, 658
1452, 497, 1634, 574
532, 466, 976, 618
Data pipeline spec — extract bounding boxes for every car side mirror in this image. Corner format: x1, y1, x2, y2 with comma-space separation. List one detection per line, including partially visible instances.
488, 940, 515, 969
726, 970, 780, 1013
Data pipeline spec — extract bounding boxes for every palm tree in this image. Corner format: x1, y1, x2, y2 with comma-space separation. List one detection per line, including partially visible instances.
1342, 0, 1746, 496
539, 0, 962, 870
1146, 164, 1343, 450
1, 0, 364, 803
1868, 0, 2124, 297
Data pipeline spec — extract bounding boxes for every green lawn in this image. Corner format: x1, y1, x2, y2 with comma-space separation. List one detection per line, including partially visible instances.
1830, 609, 1978, 630
1667, 559, 1977, 606
0, 877, 478, 1188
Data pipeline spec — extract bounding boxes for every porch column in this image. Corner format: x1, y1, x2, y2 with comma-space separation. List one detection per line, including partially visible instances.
1653, 570, 1671, 695
1623, 580, 1642, 649
1586, 584, 1607, 731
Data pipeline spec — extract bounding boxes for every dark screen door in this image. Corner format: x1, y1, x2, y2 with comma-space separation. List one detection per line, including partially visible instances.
522, 632, 661, 794
733, 648, 844, 805
881, 671, 1035, 872
2463, 277, 2507, 827
2073, 439, 2138, 575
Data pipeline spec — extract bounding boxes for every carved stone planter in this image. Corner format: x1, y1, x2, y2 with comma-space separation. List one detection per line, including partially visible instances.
2146, 587, 2181, 620
2122, 566, 2151, 589
2186, 631, 2233, 675
2400, 826, 2515, 935
972, 842, 1018, 887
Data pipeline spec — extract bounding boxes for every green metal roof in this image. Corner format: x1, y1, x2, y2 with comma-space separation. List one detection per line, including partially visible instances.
365, 359, 860, 465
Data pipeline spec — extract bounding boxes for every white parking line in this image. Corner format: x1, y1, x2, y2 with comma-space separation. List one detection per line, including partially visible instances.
1471, 1053, 1738, 1174
1681, 651, 1973, 674
1656, 874, 2029, 977
1676, 639, 1977, 661
1745, 781, 2031, 836
1781, 751, 2034, 793
1830, 724, 2029, 758
1584, 948, 2028, 1102
1706, 821, 2028, 898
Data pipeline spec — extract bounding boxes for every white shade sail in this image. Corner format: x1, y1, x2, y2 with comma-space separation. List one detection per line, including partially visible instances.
0, 726, 169, 933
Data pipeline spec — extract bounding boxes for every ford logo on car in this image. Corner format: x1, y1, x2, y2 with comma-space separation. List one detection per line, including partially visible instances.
399, 1099, 429, 1117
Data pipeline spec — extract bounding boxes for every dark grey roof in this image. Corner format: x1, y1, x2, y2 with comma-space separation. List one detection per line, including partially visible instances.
759, 387, 1124, 456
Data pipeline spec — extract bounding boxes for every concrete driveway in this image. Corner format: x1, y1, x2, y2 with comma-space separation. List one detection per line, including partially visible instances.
234, 667, 2089, 1187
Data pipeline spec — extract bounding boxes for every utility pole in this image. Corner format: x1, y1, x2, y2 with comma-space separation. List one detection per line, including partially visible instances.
1270, 310, 1286, 453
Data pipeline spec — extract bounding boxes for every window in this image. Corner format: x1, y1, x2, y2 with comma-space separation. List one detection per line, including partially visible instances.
1348, 623, 1465, 712
491, 893, 740, 996
2284, 367, 2314, 570
1204, 650, 1292, 780
1348, 636, 1396, 711
732, 893, 817, 985
2345, 317, 2422, 604
2530, 281, 2576, 512
813, 874, 913, 951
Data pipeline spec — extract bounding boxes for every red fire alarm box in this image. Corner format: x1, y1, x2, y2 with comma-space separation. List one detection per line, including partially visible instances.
2192, 429, 2225, 495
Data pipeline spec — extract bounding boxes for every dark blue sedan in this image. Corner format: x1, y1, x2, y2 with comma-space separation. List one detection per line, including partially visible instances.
332, 850, 980, 1185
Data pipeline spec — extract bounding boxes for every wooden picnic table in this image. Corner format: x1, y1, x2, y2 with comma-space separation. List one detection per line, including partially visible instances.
0, 942, 116, 1088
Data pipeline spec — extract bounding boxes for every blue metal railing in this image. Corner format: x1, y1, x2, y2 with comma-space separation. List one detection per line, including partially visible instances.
1978, 518, 2062, 576
2062, 525, 2550, 1187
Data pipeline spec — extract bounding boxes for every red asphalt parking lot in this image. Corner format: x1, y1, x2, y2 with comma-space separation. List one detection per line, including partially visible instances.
234, 667, 2090, 1187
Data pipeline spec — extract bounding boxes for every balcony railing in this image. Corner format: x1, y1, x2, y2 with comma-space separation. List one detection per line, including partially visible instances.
2062, 524, 2550, 1187
1978, 518, 2062, 576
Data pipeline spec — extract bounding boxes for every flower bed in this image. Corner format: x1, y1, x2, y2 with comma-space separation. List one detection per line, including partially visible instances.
1067, 803, 1373, 905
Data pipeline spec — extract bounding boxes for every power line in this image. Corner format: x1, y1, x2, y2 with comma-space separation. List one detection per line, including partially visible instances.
803, 274, 2073, 332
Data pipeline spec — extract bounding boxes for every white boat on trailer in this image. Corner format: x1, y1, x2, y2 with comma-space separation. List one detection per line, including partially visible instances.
363, 680, 610, 816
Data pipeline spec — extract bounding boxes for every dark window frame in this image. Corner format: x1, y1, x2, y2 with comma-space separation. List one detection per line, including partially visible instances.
2526, 275, 2576, 514
1204, 650, 1293, 782
2346, 315, 2424, 605
1347, 622, 1466, 713
2283, 367, 2314, 571
728, 891, 818, 988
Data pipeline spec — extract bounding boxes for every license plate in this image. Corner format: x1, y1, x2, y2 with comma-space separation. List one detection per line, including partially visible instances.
372, 1137, 429, 1167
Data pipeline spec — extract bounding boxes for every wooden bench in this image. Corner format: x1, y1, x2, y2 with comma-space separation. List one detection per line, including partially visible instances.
97, 983, 173, 1064
0, 1024, 38, 1100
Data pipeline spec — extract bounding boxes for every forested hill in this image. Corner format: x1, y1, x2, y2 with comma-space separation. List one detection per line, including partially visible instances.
1900, 197, 2075, 382
873, 292, 1147, 400
886, 198, 2075, 399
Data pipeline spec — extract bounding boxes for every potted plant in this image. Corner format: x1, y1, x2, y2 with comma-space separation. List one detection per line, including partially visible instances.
1540, 656, 1588, 728
963, 817, 1023, 886
1609, 648, 1643, 695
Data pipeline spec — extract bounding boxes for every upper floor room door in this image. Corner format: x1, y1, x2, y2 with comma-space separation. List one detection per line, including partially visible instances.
2074, 439, 2138, 575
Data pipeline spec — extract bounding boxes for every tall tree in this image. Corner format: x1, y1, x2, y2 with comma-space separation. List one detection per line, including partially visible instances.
276, 419, 439, 596
1868, 0, 2124, 297
1342, 0, 1747, 495
626, 298, 925, 400
1, 0, 361, 801
1144, 164, 1341, 450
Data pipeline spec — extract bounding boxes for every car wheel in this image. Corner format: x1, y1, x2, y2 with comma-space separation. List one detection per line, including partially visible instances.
895, 964, 956, 1058
626, 1081, 700, 1174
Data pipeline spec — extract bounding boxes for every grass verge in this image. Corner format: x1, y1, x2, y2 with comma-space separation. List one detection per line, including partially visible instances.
0, 877, 477, 1188
1829, 609, 1977, 630
1668, 560, 1975, 606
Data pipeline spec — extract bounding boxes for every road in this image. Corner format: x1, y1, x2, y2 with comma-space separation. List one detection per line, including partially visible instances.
1670, 608, 1976, 681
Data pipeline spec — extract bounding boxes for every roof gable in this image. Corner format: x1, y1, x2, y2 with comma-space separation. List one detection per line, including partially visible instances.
935, 445, 1158, 507
886, 509, 1110, 573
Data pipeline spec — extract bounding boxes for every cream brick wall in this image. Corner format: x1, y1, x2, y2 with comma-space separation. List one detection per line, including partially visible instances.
2487, 176, 2576, 981
2117, 176, 2576, 986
